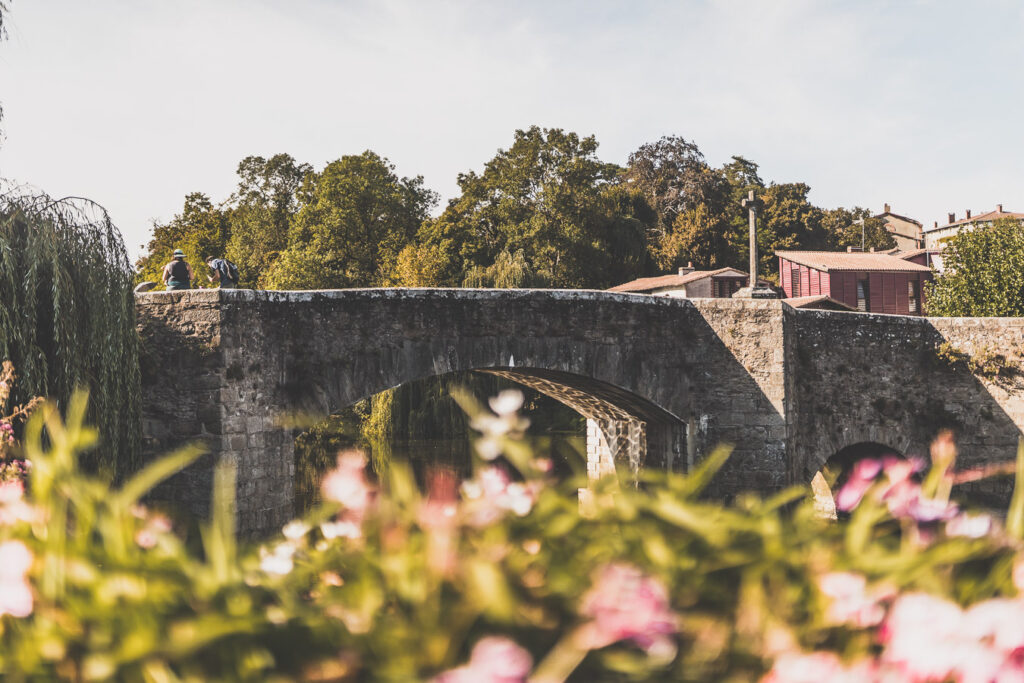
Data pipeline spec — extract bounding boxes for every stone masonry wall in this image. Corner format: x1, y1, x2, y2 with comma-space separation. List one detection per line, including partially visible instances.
136, 289, 1024, 535
786, 308, 1024, 505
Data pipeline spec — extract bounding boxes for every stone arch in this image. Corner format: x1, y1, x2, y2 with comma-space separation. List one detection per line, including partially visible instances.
803, 428, 918, 484
810, 440, 907, 519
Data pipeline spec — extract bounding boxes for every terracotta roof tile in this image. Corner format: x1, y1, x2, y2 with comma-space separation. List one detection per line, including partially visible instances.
783, 295, 856, 311
776, 251, 932, 273
925, 209, 1024, 232
608, 267, 747, 292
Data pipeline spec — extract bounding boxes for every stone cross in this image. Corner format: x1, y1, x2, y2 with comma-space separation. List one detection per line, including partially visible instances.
740, 190, 761, 289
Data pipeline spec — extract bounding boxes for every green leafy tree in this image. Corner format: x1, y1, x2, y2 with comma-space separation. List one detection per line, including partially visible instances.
627, 136, 732, 270
135, 193, 230, 289
227, 154, 312, 288
753, 183, 828, 282
418, 126, 650, 289
266, 151, 436, 289
821, 207, 896, 251
926, 218, 1024, 316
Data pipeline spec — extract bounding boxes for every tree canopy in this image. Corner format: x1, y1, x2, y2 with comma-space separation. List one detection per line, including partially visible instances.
135, 129, 898, 291
414, 126, 649, 289
926, 219, 1024, 317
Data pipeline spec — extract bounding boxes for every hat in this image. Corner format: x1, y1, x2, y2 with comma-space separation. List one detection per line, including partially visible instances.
172, 249, 185, 258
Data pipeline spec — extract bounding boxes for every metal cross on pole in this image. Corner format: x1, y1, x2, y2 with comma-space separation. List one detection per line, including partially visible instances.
740, 190, 761, 289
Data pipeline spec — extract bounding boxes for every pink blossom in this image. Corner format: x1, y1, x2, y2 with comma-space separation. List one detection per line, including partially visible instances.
578, 563, 678, 655
762, 651, 878, 683
881, 592, 971, 681
461, 467, 538, 526
419, 471, 459, 575
902, 495, 958, 523
321, 452, 373, 521
962, 599, 1024, 657
817, 572, 887, 628
434, 636, 532, 683
0, 539, 33, 617
134, 512, 173, 549
834, 458, 882, 511
0, 479, 36, 526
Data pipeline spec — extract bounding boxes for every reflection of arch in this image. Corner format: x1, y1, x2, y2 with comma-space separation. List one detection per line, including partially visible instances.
480, 368, 686, 476
288, 365, 687, 481
811, 441, 906, 519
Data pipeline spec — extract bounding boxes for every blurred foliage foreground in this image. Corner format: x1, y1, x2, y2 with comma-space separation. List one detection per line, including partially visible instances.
3, 380, 1024, 681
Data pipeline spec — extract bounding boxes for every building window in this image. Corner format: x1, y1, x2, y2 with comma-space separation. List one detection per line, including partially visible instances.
908, 280, 919, 315
791, 267, 801, 296
857, 277, 870, 312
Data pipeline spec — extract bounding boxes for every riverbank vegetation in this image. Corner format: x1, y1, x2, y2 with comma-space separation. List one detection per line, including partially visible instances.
0, 187, 139, 475
2, 380, 1024, 680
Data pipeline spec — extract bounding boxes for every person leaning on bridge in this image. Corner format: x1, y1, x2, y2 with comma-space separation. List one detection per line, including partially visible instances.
162, 249, 193, 291
205, 255, 239, 289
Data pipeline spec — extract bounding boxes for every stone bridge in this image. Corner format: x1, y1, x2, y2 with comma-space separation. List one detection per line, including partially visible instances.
136, 289, 1024, 535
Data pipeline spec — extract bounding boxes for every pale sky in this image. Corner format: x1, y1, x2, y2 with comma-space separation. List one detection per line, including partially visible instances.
2, 0, 1023, 261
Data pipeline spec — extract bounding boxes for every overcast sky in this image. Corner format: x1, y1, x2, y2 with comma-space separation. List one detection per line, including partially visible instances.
2, 0, 1023, 261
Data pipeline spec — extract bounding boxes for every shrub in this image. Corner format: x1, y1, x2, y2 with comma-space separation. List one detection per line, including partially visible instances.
0, 385, 1023, 680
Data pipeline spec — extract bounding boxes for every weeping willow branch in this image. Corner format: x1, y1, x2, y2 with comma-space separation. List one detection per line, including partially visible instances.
0, 182, 140, 476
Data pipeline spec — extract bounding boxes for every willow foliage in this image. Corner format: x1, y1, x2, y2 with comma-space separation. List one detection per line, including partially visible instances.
0, 185, 139, 474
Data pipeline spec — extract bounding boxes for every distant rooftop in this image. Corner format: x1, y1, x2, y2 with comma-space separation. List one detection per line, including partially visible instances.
776, 251, 932, 273
783, 295, 856, 311
925, 205, 1024, 232
609, 267, 747, 293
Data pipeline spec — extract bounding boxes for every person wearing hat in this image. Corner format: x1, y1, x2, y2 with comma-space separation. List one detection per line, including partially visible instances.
162, 249, 194, 290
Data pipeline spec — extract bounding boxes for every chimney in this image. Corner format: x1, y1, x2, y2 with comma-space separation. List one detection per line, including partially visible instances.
948, 212, 955, 224
966, 209, 971, 219
869, 247, 875, 253
678, 261, 694, 276
884, 203, 891, 213
997, 204, 1003, 213
934, 221, 938, 228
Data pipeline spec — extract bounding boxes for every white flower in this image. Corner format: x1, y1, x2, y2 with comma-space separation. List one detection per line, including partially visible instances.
946, 512, 993, 539
320, 520, 362, 540
260, 543, 296, 575
489, 390, 524, 416
282, 520, 310, 541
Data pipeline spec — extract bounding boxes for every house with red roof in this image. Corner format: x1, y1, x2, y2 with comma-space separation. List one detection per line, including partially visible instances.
777, 249, 932, 315
923, 205, 1024, 272
608, 264, 750, 298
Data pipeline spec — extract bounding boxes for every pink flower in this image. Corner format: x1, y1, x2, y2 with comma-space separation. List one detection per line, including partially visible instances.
461, 467, 538, 526
321, 451, 373, 520
881, 592, 971, 681
134, 512, 173, 549
0, 539, 33, 617
762, 651, 878, 683
817, 572, 887, 628
434, 636, 532, 683
834, 458, 882, 511
578, 563, 678, 656
0, 480, 36, 526
962, 599, 1024, 657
